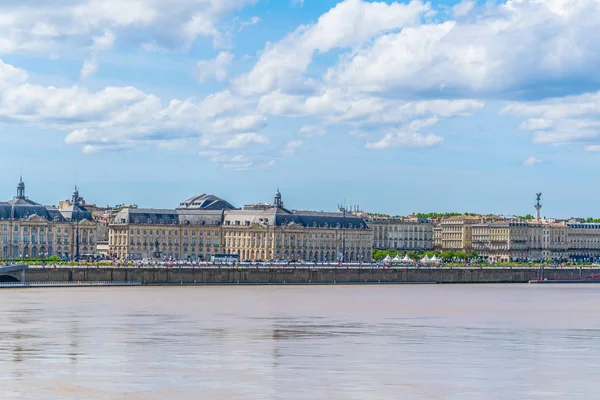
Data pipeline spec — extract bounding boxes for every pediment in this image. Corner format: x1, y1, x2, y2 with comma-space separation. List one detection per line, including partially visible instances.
26, 214, 47, 223
78, 220, 96, 227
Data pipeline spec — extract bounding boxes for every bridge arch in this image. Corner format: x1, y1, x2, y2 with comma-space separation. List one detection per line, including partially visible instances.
0, 275, 19, 283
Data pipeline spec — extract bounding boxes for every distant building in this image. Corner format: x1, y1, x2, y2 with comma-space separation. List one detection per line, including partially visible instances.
440, 216, 483, 250
433, 225, 442, 250
223, 190, 372, 262
0, 179, 96, 260
367, 217, 433, 252
108, 190, 372, 262
109, 193, 231, 260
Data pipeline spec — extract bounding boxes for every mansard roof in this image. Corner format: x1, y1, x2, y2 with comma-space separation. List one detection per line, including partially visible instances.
223, 190, 369, 229
0, 179, 94, 223
223, 207, 368, 229
0, 203, 66, 222
112, 207, 224, 226
59, 204, 93, 222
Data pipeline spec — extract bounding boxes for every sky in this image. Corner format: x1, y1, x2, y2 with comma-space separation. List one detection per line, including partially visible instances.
0, 0, 599, 218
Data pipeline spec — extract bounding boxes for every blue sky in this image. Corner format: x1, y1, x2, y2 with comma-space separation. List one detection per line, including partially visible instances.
1, 0, 599, 218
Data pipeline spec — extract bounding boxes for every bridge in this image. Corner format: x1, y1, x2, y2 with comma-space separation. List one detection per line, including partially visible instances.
0, 264, 28, 283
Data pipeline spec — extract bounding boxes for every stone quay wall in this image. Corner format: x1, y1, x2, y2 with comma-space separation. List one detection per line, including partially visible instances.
16, 267, 600, 285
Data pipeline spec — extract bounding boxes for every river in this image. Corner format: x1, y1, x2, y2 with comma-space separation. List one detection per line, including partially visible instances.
0, 285, 599, 399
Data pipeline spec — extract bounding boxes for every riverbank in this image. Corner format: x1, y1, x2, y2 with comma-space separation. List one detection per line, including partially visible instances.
1, 266, 597, 285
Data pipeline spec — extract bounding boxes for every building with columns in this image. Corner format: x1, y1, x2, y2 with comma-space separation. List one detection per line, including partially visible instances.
108, 190, 372, 262
108, 194, 233, 260
0, 178, 96, 260
223, 190, 372, 262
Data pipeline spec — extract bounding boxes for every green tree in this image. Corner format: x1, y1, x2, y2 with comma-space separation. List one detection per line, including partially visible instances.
517, 214, 535, 220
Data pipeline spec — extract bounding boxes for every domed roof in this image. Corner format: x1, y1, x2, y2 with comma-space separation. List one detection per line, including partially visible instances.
178, 194, 236, 210
0, 178, 68, 222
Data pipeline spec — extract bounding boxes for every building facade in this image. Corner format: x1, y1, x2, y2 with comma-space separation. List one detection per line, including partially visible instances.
442, 216, 573, 262
368, 217, 433, 251
0, 179, 96, 260
566, 222, 600, 262
223, 191, 372, 262
471, 222, 530, 262
108, 191, 372, 262
440, 216, 482, 250
108, 194, 232, 260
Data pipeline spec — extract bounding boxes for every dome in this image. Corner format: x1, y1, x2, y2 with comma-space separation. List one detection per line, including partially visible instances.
177, 194, 236, 210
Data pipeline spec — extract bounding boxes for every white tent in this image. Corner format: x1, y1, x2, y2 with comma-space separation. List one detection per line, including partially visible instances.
430, 255, 440, 263
420, 255, 430, 263
383, 255, 392, 262
402, 255, 413, 263
392, 254, 401, 262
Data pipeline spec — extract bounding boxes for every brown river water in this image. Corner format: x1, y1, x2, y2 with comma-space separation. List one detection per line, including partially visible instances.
1, 284, 599, 399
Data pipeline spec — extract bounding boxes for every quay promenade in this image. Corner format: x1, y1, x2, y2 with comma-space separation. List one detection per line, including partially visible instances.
1, 265, 599, 285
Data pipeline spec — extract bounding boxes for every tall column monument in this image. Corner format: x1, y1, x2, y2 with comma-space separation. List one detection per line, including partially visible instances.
535, 193, 542, 221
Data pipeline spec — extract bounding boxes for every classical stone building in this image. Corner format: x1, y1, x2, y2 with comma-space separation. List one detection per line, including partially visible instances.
443, 216, 573, 262
471, 221, 530, 262
108, 194, 233, 260
566, 222, 600, 262
109, 190, 372, 262
0, 179, 96, 260
368, 217, 433, 251
440, 216, 482, 250
223, 191, 372, 262
527, 222, 569, 261
433, 225, 442, 250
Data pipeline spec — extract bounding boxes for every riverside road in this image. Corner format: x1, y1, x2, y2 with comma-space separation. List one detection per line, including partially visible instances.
1, 264, 598, 285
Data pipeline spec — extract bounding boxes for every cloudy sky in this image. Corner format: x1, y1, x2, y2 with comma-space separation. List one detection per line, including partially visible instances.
0, 0, 598, 217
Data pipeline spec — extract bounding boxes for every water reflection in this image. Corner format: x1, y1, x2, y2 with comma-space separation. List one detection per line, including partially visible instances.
0, 285, 599, 399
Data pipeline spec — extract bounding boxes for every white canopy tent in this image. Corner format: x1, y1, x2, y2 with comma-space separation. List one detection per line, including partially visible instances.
383, 255, 392, 262
430, 255, 440, 263
402, 254, 413, 263
392, 254, 401, 262
420, 255, 431, 263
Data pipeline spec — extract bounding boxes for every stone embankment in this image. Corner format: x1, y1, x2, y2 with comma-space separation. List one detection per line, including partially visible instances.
6, 266, 600, 285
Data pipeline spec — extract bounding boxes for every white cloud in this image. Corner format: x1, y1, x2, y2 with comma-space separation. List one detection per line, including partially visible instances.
366, 131, 444, 149
199, 151, 274, 170
0, 0, 257, 54
0, 58, 269, 168
200, 132, 269, 149
523, 156, 543, 166
326, 0, 600, 97
236, 0, 429, 95
197, 51, 234, 83
283, 140, 303, 154
298, 125, 326, 137
80, 30, 116, 79
502, 91, 600, 147
407, 116, 440, 132
237, 16, 260, 31
80, 59, 99, 80
258, 88, 483, 125
452, 0, 475, 18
